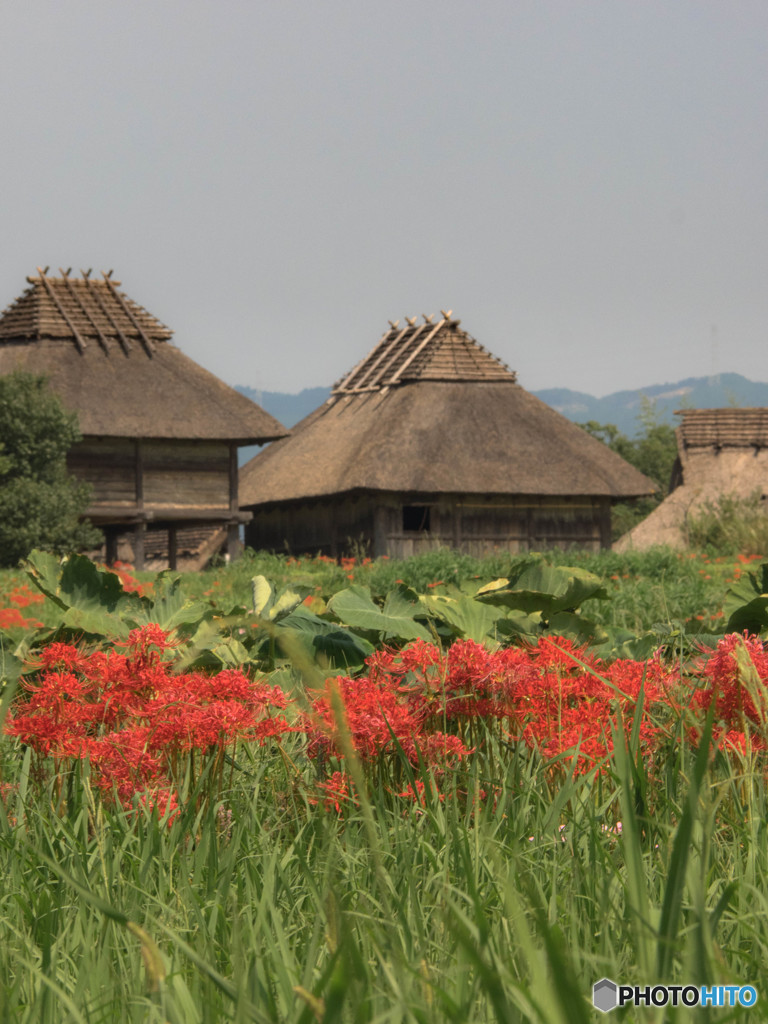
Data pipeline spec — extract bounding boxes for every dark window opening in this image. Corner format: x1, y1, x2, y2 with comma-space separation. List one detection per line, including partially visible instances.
402, 505, 431, 532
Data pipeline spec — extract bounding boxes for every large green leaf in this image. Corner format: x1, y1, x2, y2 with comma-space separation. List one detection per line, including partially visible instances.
724, 563, 768, 633
474, 564, 607, 616
128, 572, 211, 635
251, 574, 310, 621
592, 627, 660, 661
327, 585, 433, 642
251, 575, 274, 617
26, 550, 143, 638
277, 606, 374, 668
494, 611, 544, 639
420, 592, 505, 644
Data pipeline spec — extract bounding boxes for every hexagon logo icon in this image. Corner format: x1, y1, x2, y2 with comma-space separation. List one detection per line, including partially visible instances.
593, 978, 618, 1013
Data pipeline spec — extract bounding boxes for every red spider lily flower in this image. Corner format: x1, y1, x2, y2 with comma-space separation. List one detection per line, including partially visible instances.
691, 633, 768, 739
6, 632, 292, 809
312, 771, 355, 813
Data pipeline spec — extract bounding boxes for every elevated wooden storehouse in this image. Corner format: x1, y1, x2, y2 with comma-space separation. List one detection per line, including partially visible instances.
615, 408, 768, 550
240, 314, 654, 557
0, 269, 287, 568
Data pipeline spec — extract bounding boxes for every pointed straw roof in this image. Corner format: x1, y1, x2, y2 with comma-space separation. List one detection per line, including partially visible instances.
241, 315, 655, 507
0, 269, 286, 443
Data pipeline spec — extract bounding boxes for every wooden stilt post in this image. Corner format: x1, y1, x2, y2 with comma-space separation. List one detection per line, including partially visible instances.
105, 528, 118, 566
168, 526, 178, 570
133, 523, 146, 571
226, 523, 239, 562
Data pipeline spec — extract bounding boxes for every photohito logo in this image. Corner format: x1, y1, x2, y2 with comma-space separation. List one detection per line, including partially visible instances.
592, 979, 758, 1012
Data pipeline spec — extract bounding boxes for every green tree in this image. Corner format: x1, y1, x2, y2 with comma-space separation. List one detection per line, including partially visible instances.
0, 371, 102, 566
582, 398, 678, 539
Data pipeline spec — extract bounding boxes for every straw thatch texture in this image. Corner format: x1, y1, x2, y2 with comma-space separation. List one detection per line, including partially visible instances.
0, 270, 288, 567
241, 317, 655, 556
615, 408, 768, 551
0, 273, 285, 442
241, 381, 655, 503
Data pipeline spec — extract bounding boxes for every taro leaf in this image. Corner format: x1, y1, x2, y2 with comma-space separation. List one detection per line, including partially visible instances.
724, 563, 768, 634
24, 549, 72, 609
474, 564, 607, 615
26, 550, 142, 638
251, 575, 310, 621
128, 573, 211, 635
382, 583, 431, 627
270, 586, 310, 620
327, 585, 433, 642
474, 577, 511, 596
547, 611, 606, 646
177, 618, 252, 671
277, 607, 374, 668
0, 641, 23, 723
593, 628, 661, 661
495, 611, 543, 639
251, 575, 274, 617
420, 593, 505, 644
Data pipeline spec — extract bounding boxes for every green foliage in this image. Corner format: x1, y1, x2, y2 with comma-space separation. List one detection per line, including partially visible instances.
5, 549, 768, 1018
23, 551, 263, 675
3, 705, 768, 1019
327, 583, 433, 642
686, 491, 768, 557
170, 547, 739, 654
252, 575, 374, 670
0, 371, 101, 566
724, 560, 768, 633
582, 398, 678, 539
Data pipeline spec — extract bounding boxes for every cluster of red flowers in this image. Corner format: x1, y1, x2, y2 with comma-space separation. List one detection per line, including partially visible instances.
10, 617, 768, 815
0, 582, 45, 631
689, 632, 768, 754
6, 624, 290, 812
108, 561, 151, 598
303, 638, 672, 782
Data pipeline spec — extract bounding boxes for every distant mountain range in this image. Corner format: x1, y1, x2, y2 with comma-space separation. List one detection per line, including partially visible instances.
236, 373, 768, 442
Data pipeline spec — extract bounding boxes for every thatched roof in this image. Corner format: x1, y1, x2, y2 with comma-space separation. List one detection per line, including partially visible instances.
677, 408, 768, 449
0, 270, 287, 443
615, 408, 768, 551
240, 315, 655, 507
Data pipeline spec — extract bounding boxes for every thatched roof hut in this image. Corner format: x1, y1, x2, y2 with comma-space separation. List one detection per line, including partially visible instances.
0, 268, 287, 568
615, 408, 768, 551
240, 314, 654, 557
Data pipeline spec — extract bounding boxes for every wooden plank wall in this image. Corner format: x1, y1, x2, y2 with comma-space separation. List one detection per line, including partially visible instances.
245, 495, 376, 557
68, 439, 231, 515
67, 439, 137, 508
246, 493, 613, 558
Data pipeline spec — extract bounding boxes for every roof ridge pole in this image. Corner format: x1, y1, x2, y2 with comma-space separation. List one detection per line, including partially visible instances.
35, 266, 87, 353
353, 322, 415, 389
80, 272, 133, 355
100, 272, 155, 357
386, 317, 447, 385
372, 318, 433, 388
334, 323, 407, 393
58, 268, 111, 354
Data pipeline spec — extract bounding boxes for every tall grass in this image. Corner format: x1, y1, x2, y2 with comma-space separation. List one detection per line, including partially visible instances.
3, 709, 768, 1022
1, 548, 766, 1019
686, 492, 768, 558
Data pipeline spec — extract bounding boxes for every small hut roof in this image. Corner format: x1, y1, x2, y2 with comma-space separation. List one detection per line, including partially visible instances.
615, 407, 768, 551
678, 408, 768, 449
241, 316, 655, 506
0, 270, 286, 443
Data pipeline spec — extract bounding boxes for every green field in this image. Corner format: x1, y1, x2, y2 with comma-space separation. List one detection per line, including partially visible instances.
2, 547, 768, 1022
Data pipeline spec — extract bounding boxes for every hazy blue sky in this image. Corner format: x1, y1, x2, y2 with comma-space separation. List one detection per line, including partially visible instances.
3, 1, 767, 398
